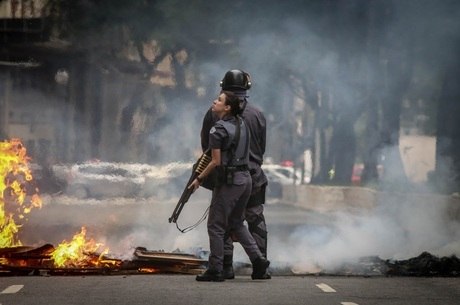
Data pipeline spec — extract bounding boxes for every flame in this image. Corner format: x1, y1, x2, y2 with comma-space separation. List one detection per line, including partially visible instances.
0, 139, 119, 270
0, 139, 42, 247
51, 227, 113, 268
138, 267, 160, 273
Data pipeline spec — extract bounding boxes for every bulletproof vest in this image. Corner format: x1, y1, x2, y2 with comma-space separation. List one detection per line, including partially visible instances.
216, 117, 250, 167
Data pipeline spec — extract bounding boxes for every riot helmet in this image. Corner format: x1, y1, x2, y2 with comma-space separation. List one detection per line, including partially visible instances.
220, 69, 252, 90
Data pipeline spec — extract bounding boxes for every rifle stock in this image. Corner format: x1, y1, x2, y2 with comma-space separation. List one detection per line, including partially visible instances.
168, 150, 211, 223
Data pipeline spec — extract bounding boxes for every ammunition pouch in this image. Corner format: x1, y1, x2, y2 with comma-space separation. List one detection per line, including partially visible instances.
218, 166, 234, 186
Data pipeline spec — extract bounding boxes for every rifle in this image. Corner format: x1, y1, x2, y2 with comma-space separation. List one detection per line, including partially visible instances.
168, 149, 211, 224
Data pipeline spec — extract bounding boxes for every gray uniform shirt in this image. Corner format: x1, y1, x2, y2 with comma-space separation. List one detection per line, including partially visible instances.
209, 115, 250, 186
202, 100, 267, 188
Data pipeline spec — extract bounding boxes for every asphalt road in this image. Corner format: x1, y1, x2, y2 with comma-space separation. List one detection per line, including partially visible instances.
1, 274, 459, 305
4, 193, 459, 305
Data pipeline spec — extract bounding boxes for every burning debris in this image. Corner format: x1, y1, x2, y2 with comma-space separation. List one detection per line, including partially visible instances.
129, 247, 207, 274
50, 227, 112, 268
1, 139, 459, 278
0, 139, 206, 276
1, 138, 42, 247
1, 221, 207, 276
0, 139, 117, 274
0, 244, 206, 276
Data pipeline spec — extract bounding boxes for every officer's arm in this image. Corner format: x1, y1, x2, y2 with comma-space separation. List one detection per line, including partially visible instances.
200, 108, 214, 152
199, 148, 220, 179
189, 148, 220, 191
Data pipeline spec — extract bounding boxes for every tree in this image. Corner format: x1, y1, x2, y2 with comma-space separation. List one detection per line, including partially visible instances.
5, 0, 459, 192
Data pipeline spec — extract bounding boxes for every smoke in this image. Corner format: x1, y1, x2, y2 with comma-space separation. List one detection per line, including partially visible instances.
4, 0, 458, 167
4, 0, 460, 275
264, 192, 460, 272
19, 149, 460, 274
145, 101, 204, 163
23, 182, 459, 274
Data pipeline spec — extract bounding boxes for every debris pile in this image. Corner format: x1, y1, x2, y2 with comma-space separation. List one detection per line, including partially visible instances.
305, 252, 460, 277
0, 245, 206, 276
386, 252, 460, 277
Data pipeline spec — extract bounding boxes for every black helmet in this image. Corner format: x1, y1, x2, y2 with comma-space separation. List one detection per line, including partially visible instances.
220, 69, 252, 90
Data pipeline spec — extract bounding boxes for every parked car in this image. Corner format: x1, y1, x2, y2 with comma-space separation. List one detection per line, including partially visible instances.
51, 161, 148, 199
262, 164, 311, 198
51, 160, 313, 199
141, 162, 193, 199
262, 164, 310, 185
51, 161, 195, 199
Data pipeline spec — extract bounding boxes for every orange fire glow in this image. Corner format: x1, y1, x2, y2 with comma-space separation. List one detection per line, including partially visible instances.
1, 139, 119, 270
0, 138, 42, 248
51, 226, 114, 268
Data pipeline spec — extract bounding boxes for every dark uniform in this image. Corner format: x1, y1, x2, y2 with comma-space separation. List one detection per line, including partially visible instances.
202, 115, 266, 279
201, 101, 268, 258
199, 69, 270, 281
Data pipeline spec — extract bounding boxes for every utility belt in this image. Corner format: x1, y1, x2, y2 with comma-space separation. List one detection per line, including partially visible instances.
229, 165, 249, 172
200, 164, 249, 190
220, 165, 249, 185
215, 164, 248, 186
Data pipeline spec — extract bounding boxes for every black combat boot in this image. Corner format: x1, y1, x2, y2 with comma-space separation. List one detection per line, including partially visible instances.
196, 269, 225, 282
251, 257, 271, 280
223, 255, 235, 279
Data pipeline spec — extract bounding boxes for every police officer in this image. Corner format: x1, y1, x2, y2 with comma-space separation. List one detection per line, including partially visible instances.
201, 70, 270, 280
189, 90, 269, 282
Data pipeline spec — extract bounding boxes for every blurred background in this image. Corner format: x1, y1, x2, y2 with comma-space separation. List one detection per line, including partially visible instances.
1, 0, 459, 195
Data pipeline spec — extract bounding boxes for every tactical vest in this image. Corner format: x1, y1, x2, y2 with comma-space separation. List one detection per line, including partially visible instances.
215, 117, 250, 167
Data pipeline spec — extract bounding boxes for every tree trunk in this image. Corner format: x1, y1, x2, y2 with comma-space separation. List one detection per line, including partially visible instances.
362, 0, 413, 189
311, 90, 334, 183
331, 115, 356, 185
361, 0, 385, 186
434, 63, 460, 193
361, 95, 380, 185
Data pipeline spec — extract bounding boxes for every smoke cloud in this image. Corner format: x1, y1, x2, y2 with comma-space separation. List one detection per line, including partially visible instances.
265, 194, 460, 272
4, 0, 460, 274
